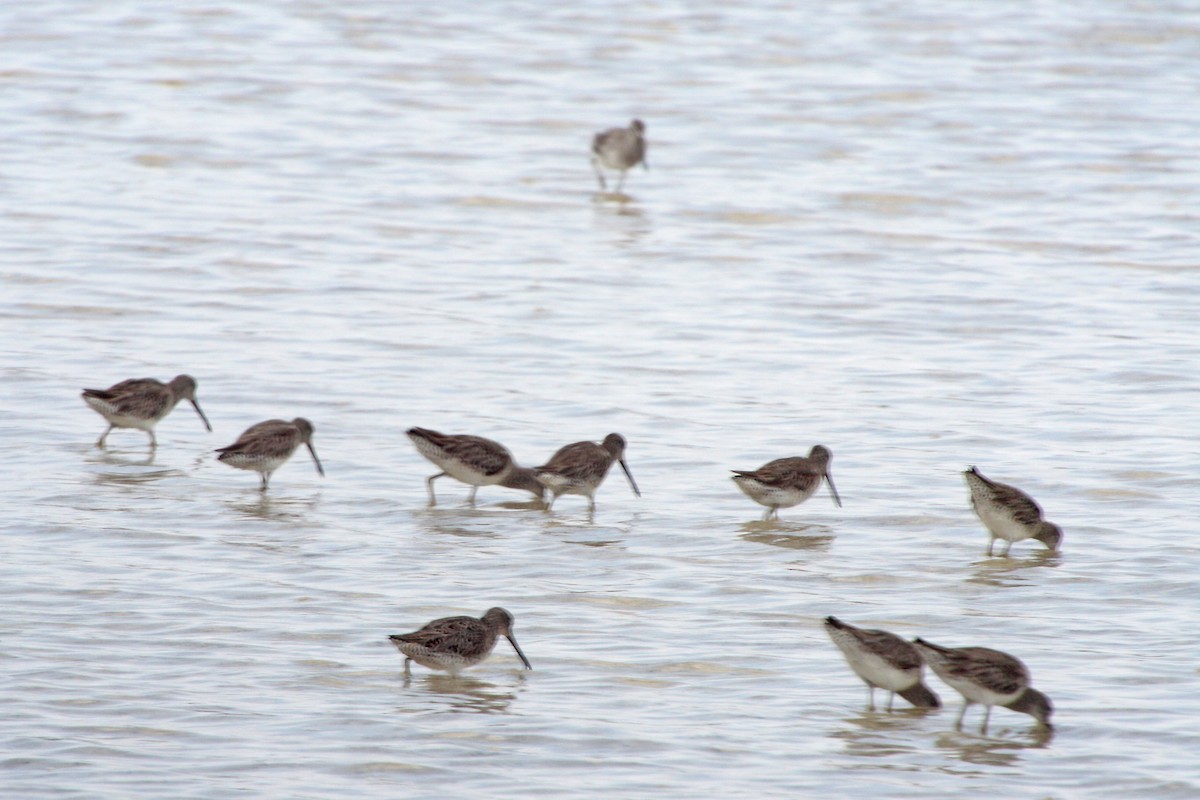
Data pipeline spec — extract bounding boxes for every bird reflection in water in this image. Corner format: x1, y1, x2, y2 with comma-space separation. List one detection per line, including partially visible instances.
225, 493, 320, 523
410, 507, 512, 540
934, 726, 1054, 767
829, 707, 929, 759
89, 445, 156, 466
968, 551, 1061, 588
738, 520, 835, 551
403, 672, 528, 715
90, 449, 188, 487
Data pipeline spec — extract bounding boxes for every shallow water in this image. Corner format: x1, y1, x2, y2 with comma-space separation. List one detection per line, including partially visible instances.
3, 1, 1199, 798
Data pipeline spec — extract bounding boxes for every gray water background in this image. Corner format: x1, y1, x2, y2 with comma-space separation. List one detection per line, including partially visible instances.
2, 2, 1199, 798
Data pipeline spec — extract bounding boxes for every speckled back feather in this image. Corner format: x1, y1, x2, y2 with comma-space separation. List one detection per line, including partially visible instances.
536, 441, 613, 484
965, 468, 1044, 527
216, 419, 303, 461
826, 617, 922, 672
82, 378, 174, 421
915, 640, 1029, 697
407, 427, 512, 477
391, 614, 495, 658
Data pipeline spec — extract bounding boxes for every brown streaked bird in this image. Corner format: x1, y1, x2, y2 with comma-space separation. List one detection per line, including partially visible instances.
913, 638, 1053, 732
535, 433, 640, 512
389, 607, 532, 677
406, 427, 544, 505
215, 417, 324, 491
731, 445, 841, 520
964, 466, 1062, 556
591, 118, 647, 192
824, 616, 940, 710
81, 374, 211, 448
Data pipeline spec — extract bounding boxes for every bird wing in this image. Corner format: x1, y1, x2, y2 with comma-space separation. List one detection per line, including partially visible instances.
537, 442, 607, 482
944, 647, 1029, 695
591, 130, 611, 156
731, 457, 819, 487
216, 420, 297, 455
974, 473, 1045, 525
856, 629, 923, 671
392, 616, 487, 656
433, 434, 512, 476
83, 379, 172, 418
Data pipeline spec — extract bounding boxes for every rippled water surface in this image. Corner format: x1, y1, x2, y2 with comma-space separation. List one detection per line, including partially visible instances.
3, 1, 1199, 798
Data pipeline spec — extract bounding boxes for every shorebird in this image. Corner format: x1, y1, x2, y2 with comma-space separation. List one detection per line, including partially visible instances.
215, 417, 324, 490
81, 374, 211, 448
591, 119, 647, 192
535, 433, 640, 512
406, 427, 544, 505
389, 607, 532, 676
731, 445, 841, 520
913, 638, 1053, 732
824, 617, 940, 710
964, 466, 1062, 556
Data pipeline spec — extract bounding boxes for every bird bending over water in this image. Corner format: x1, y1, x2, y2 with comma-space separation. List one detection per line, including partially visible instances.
406, 427, 544, 505
913, 637, 1053, 732
81, 374, 211, 448
824, 616, 940, 710
964, 466, 1062, 556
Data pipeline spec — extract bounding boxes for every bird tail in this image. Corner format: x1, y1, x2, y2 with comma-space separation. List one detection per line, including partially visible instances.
912, 637, 949, 655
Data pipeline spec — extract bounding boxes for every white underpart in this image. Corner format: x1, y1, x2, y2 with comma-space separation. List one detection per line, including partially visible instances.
538, 473, 593, 497
974, 502, 1034, 543
828, 630, 917, 693
412, 439, 508, 486
83, 397, 164, 431
220, 454, 291, 475
938, 672, 1022, 708
446, 461, 498, 485
839, 648, 915, 693
732, 478, 811, 509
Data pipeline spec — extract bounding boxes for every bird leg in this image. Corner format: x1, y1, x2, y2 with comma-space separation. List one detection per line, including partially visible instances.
467, 486, 478, 505
426, 472, 444, 505
96, 424, 113, 448
592, 158, 607, 190
955, 701, 971, 730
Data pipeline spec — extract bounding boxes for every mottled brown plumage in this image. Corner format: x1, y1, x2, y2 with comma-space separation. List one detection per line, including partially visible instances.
389, 607, 532, 676
406, 427, 544, 505
913, 638, 1053, 731
535, 433, 640, 511
591, 119, 647, 192
964, 466, 1062, 556
216, 417, 324, 490
824, 616, 940, 710
732, 445, 841, 520
81, 374, 211, 448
